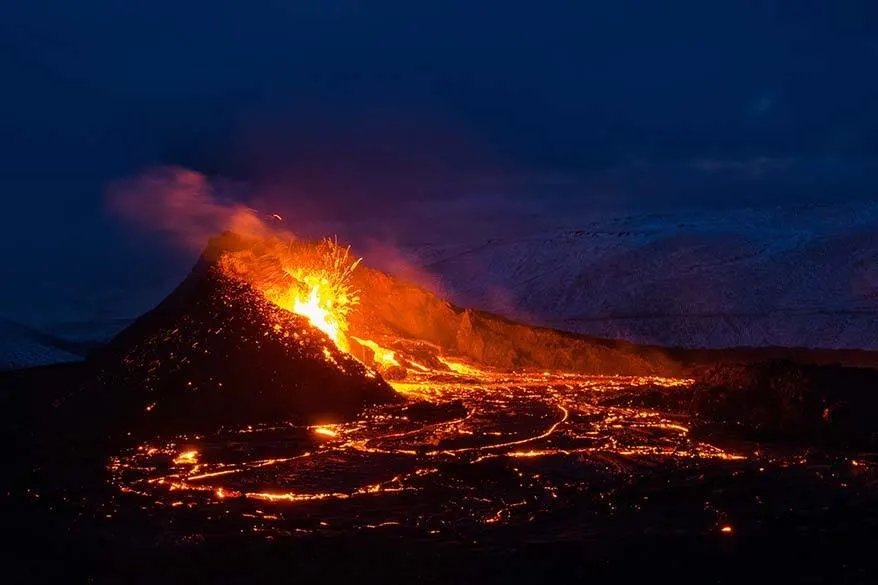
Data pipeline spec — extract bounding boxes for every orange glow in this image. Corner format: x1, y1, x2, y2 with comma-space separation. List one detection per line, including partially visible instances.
312, 426, 338, 437
246, 491, 350, 503
438, 356, 483, 375
108, 371, 768, 532
218, 235, 427, 374
294, 285, 342, 347
219, 237, 361, 355
352, 337, 399, 366
173, 449, 198, 464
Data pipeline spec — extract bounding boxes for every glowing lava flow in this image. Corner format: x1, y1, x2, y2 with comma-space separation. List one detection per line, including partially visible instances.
111, 370, 767, 535
351, 337, 400, 367
293, 285, 343, 348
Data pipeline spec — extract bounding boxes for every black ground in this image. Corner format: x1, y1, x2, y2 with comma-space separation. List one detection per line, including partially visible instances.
3, 361, 878, 584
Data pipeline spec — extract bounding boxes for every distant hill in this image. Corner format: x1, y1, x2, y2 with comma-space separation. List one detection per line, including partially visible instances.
397, 199, 878, 350
0, 318, 83, 371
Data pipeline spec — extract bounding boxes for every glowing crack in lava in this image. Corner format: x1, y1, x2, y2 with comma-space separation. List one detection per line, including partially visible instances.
116, 370, 855, 538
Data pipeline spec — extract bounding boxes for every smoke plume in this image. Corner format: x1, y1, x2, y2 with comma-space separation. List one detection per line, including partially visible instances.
108, 166, 286, 251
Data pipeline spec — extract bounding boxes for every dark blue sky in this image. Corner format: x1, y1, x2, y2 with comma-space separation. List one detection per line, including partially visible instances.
1, 1, 877, 257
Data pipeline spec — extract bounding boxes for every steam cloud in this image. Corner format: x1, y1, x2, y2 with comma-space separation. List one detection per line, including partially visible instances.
106, 166, 449, 298
108, 166, 285, 251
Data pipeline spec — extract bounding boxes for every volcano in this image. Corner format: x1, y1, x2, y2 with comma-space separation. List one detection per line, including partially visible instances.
64, 242, 400, 440
55, 230, 690, 441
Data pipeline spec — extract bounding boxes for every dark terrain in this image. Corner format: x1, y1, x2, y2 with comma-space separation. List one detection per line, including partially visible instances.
2, 359, 878, 583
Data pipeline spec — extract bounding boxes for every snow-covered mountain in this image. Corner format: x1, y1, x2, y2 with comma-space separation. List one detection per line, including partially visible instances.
0, 318, 84, 371
389, 199, 878, 350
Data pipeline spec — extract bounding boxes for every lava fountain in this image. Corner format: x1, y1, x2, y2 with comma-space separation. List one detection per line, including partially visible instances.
219, 237, 361, 351
217, 234, 420, 373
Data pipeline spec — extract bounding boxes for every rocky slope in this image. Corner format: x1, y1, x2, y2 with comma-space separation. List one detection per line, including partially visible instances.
58, 250, 400, 441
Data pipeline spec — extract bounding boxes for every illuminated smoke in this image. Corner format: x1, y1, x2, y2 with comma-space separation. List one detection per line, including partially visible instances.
108, 166, 284, 251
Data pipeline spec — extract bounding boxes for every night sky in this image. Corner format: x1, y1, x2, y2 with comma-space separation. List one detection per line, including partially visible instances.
1, 1, 877, 322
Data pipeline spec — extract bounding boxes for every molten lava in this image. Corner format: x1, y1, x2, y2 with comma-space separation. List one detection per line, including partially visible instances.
218, 234, 445, 376
219, 236, 362, 355
293, 285, 342, 346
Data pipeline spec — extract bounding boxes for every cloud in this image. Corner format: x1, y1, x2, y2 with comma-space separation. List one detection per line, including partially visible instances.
105, 165, 452, 297
107, 166, 285, 251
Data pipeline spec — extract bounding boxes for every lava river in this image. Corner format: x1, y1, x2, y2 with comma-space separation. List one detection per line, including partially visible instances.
108, 367, 876, 542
